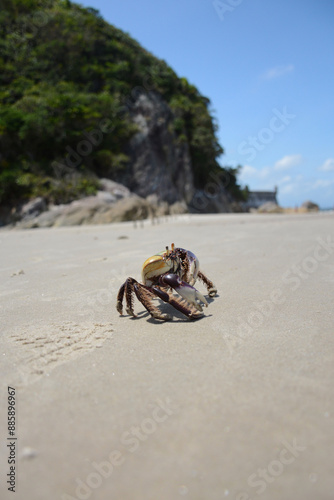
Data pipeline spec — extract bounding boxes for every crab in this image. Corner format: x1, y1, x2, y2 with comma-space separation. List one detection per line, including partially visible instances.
116, 243, 217, 321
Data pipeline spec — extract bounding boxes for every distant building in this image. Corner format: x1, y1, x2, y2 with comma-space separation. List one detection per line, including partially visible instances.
243, 186, 278, 210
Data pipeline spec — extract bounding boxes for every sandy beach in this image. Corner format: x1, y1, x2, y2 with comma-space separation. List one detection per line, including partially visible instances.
1, 212, 333, 500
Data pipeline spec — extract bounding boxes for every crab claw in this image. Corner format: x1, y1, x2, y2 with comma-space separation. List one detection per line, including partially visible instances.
178, 283, 208, 311
160, 274, 208, 311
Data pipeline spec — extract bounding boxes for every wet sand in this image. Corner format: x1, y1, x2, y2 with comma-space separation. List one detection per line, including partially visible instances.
1, 212, 333, 500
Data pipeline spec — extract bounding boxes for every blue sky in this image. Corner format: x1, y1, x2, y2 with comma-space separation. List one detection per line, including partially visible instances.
78, 0, 334, 208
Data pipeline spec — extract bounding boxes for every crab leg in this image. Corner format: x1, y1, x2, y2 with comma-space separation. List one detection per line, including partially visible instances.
197, 270, 217, 297
116, 278, 138, 316
159, 273, 208, 311
117, 279, 172, 320
125, 278, 137, 316
116, 282, 126, 314
133, 284, 171, 321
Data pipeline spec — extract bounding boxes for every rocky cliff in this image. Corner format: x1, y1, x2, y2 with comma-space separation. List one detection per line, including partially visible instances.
121, 91, 195, 205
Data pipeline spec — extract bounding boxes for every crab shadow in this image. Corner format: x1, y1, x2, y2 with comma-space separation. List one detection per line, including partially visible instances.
128, 293, 219, 324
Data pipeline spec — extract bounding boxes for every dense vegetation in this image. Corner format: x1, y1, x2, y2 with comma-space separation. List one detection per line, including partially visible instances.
0, 0, 246, 206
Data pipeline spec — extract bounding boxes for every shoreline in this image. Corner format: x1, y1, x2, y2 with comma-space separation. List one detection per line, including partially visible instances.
1, 209, 333, 233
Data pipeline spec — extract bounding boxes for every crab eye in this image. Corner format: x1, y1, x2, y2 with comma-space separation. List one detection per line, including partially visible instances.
165, 246, 169, 256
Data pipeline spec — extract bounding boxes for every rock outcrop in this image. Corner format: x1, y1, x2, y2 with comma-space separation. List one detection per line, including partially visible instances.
301, 200, 319, 212
256, 202, 282, 214
15, 180, 188, 228
120, 91, 196, 205
116, 91, 242, 214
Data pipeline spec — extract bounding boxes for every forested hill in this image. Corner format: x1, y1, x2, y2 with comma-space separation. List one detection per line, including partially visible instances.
0, 0, 245, 211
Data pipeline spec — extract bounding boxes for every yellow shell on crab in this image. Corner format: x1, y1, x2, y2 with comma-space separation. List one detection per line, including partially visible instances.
141, 253, 171, 285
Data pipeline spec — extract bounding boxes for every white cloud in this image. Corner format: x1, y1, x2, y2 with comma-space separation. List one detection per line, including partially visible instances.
262, 64, 294, 80
280, 183, 295, 194
318, 158, 334, 172
274, 154, 302, 171
240, 165, 270, 182
241, 165, 258, 177
309, 179, 334, 190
